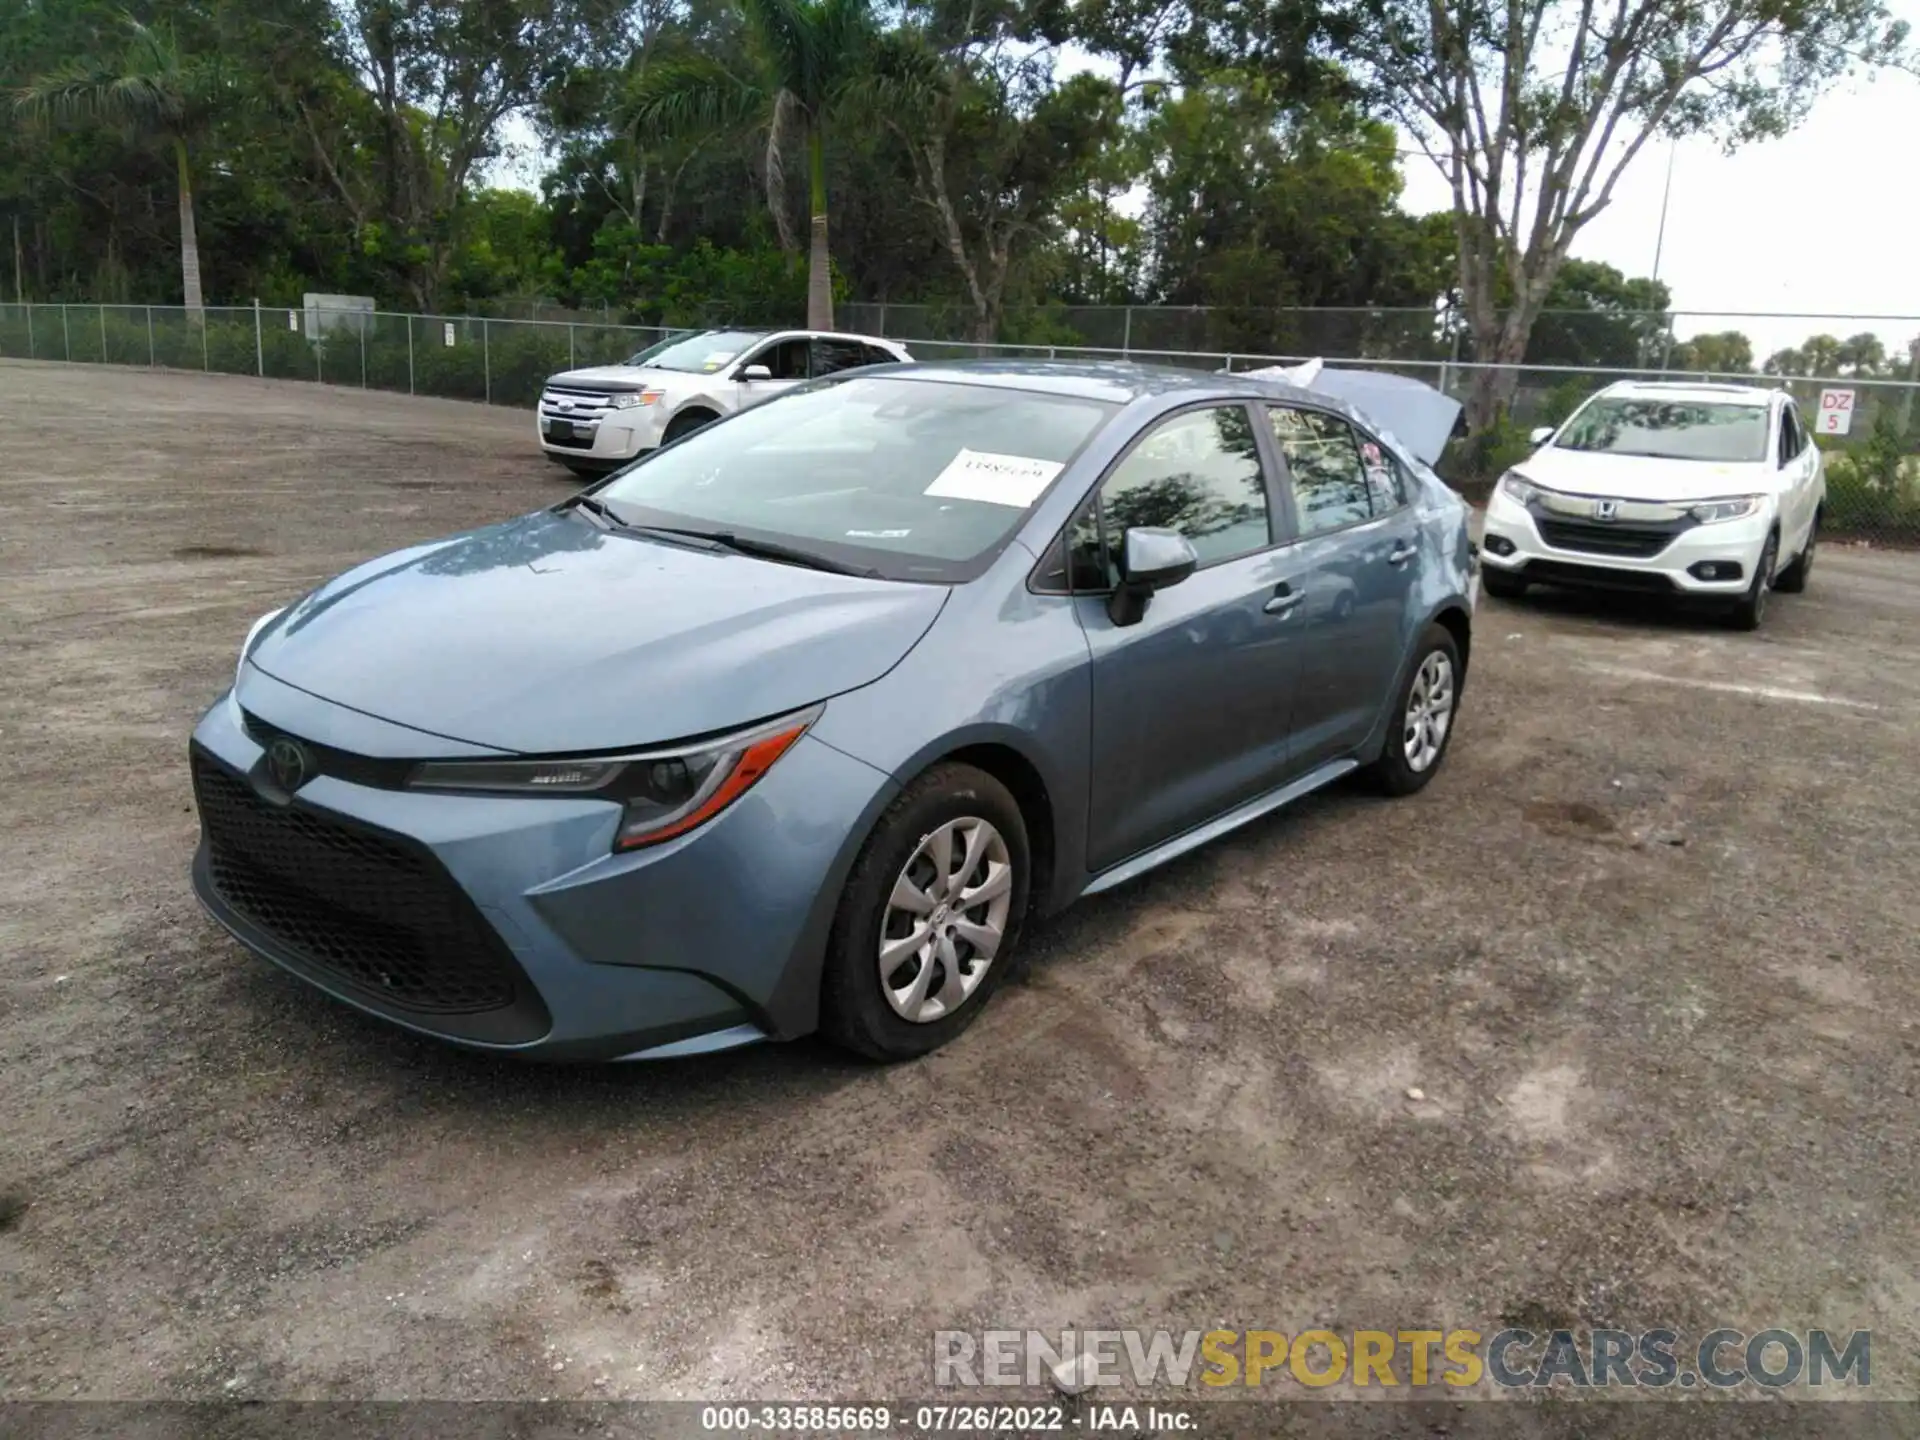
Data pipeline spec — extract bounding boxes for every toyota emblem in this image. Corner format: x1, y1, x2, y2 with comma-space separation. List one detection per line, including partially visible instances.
265, 736, 313, 792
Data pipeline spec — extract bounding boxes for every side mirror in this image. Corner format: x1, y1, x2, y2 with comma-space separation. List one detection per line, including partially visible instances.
738, 363, 773, 382
1529, 426, 1555, 446
1107, 527, 1199, 626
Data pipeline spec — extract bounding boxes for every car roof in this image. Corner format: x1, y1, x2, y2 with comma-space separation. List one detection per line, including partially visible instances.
854, 358, 1328, 406
1600, 379, 1779, 406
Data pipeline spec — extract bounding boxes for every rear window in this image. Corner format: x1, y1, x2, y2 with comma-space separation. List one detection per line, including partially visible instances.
1555, 397, 1770, 463
597, 376, 1115, 582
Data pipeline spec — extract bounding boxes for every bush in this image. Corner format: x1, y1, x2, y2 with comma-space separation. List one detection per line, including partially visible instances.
1439, 410, 1533, 493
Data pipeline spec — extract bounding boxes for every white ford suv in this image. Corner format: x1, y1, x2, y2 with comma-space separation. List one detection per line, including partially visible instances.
537, 327, 913, 475
1480, 381, 1824, 629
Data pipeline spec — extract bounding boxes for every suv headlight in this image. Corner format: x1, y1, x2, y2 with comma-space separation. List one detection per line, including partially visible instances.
606, 388, 664, 410
236, 607, 285, 692
1688, 495, 1763, 524
1498, 471, 1540, 506
409, 705, 821, 851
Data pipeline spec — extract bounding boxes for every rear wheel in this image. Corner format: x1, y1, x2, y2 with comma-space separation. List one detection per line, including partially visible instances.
1368, 624, 1463, 797
820, 764, 1030, 1061
1727, 531, 1779, 631
1481, 567, 1528, 601
1773, 510, 1818, 593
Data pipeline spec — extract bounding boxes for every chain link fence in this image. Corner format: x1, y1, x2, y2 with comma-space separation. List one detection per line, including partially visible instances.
3, 299, 1915, 545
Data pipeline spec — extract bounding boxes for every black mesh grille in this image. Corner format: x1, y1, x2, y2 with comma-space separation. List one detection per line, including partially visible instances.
1535, 517, 1680, 558
1524, 559, 1678, 593
192, 749, 547, 1037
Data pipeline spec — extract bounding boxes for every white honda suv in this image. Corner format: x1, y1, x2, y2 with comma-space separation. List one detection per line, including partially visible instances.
537, 327, 913, 476
1479, 381, 1824, 629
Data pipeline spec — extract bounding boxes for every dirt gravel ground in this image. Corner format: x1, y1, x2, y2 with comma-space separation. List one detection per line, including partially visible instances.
2, 360, 1918, 1409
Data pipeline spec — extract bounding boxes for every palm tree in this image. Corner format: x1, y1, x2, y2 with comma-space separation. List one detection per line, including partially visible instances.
621, 0, 891, 329
16, 13, 227, 321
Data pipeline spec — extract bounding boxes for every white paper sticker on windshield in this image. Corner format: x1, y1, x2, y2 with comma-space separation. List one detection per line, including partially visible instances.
700, 350, 739, 372
923, 449, 1062, 507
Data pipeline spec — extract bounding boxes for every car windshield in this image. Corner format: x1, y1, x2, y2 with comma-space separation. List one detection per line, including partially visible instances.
1554, 397, 1770, 463
628, 329, 768, 374
595, 375, 1116, 582
622, 331, 699, 366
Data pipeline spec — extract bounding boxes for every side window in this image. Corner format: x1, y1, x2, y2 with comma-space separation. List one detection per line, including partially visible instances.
859, 343, 900, 368
811, 338, 872, 376
1063, 406, 1271, 588
1268, 406, 1373, 534
1776, 407, 1794, 465
1786, 405, 1808, 459
750, 338, 809, 380
1357, 433, 1408, 513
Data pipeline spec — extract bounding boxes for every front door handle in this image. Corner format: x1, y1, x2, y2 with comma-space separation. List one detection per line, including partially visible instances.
1264, 584, 1304, 617
1386, 540, 1416, 567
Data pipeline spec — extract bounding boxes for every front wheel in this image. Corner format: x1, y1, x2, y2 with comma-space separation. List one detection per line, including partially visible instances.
1368, 624, 1463, 797
820, 764, 1031, 1061
1773, 511, 1818, 594
1726, 531, 1779, 631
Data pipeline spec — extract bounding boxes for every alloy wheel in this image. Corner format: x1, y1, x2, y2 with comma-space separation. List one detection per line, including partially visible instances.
879, 817, 1013, 1023
1403, 651, 1455, 773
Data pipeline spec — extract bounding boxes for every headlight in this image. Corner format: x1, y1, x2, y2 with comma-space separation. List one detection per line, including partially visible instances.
1498, 471, 1540, 506
1688, 495, 1763, 524
606, 388, 664, 410
236, 607, 285, 691
409, 705, 821, 851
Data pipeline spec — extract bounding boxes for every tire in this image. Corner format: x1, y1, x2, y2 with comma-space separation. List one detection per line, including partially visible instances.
1773, 510, 1818, 594
564, 463, 602, 480
1481, 567, 1528, 601
1726, 530, 1779, 631
820, 763, 1031, 1062
1368, 623, 1463, 797
662, 408, 719, 444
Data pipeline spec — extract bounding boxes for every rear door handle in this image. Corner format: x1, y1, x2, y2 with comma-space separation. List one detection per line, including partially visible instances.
1387, 540, 1416, 567
1264, 584, 1304, 616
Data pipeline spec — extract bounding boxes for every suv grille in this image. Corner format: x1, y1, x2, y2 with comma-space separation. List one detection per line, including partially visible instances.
539, 384, 639, 449
192, 750, 548, 1040
1535, 517, 1681, 558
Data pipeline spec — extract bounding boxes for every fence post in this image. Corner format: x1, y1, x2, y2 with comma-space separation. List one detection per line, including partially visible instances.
99, 304, 107, 363
62, 302, 70, 361
201, 308, 209, 372
483, 317, 491, 404
407, 315, 415, 395
360, 320, 367, 387
253, 297, 263, 377
146, 305, 154, 367
1123, 306, 1133, 358
568, 322, 576, 371
24, 302, 32, 358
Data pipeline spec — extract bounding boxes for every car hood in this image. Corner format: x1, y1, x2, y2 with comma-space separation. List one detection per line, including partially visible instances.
547, 364, 711, 393
248, 510, 948, 754
1514, 447, 1775, 502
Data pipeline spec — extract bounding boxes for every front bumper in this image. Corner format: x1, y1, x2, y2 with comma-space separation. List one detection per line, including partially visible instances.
188, 690, 894, 1060
535, 407, 664, 466
1481, 486, 1771, 594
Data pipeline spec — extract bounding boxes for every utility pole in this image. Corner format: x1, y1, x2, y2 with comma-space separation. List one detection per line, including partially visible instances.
1651, 142, 1677, 373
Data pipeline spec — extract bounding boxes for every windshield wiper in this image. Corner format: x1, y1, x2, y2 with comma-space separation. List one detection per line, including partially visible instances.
625, 524, 880, 577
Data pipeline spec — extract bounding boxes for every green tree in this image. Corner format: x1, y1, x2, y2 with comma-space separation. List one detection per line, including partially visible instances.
15, 11, 232, 318
1523, 259, 1669, 368
1670, 329, 1754, 374
623, 0, 895, 328
1326, 0, 1911, 429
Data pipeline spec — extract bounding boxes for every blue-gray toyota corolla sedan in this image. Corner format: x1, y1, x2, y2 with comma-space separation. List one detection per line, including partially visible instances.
190, 362, 1475, 1061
